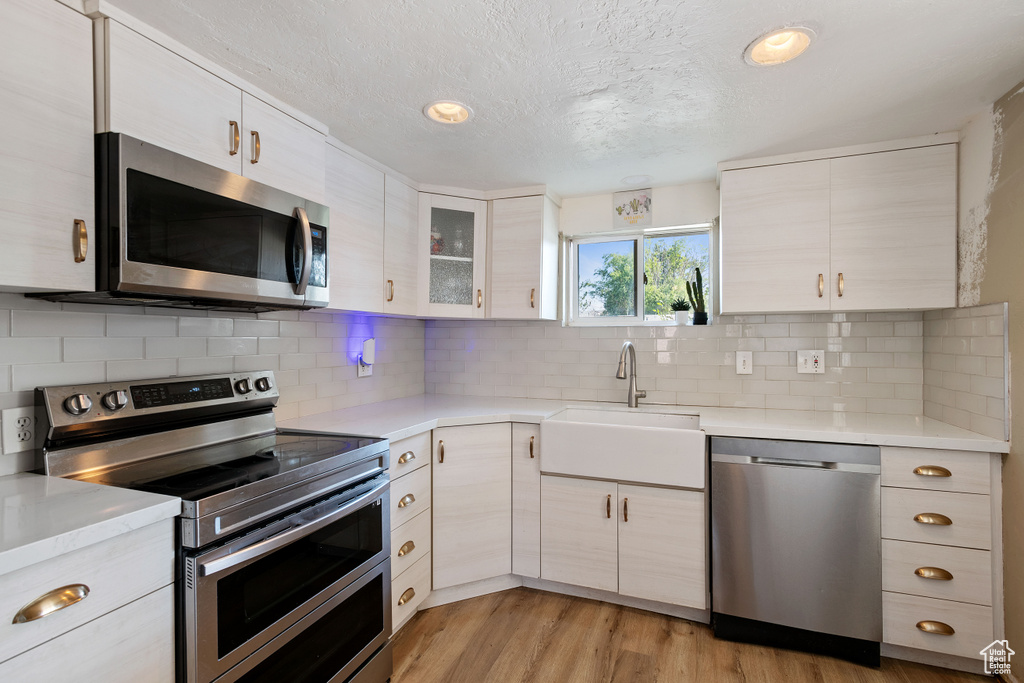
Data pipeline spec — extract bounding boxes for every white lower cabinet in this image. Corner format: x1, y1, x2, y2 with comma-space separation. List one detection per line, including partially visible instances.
511, 423, 541, 578
388, 433, 433, 634
432, 424, 512, 590
540, 475, 706, 609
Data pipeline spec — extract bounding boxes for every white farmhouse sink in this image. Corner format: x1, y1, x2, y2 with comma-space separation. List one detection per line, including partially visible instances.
540, 407, 705, 489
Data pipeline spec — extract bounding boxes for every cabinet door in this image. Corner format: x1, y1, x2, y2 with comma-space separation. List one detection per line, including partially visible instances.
418, 193, 488, 317
325, 145, 384, 312
830, 145, 956, 311
383, 178, 419, 316
540, 476, 618, 592
488, 196, 559, 320
618, 485, 706, 608
242, 93, 327, 203
719, 160, 830, 314
512, 424, 541, 578
0, 0, 94, 292
105, 20, 242, 174
432, 424, 512, 590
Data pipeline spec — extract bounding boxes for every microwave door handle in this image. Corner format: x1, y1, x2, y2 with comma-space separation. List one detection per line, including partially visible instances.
294, 207, 313, 296
198, 479, 388, 578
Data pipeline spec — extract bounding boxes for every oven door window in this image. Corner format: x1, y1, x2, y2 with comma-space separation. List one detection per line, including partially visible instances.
214, 498, 384, 658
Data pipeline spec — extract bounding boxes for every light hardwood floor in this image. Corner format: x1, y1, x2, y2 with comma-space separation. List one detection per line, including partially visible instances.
392, 588, 989, 683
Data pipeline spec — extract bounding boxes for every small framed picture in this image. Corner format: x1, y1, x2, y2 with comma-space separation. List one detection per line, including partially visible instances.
612, 189, 652, 228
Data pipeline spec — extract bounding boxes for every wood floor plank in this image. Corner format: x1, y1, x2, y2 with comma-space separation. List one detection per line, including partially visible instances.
392, 588, 989, 683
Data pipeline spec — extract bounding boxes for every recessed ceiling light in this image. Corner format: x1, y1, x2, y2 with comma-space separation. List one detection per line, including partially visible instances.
423, 100, 472, 124
744, 27, 815, 66
621, 175, 653, 186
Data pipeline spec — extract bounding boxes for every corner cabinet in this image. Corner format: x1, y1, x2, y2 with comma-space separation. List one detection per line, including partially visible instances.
487, 196, 560, 320
418, 194, 488, 318
719, 141, 956, 314
0, 0, 95, 292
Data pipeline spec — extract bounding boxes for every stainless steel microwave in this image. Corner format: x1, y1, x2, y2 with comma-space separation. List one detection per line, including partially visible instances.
38, 133, 329, 311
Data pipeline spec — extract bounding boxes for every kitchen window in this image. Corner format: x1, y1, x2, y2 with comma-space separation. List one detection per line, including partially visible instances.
568, 224, 713, 325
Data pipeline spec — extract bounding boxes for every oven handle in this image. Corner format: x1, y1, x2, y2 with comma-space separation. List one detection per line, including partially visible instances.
199, 479, 389, 578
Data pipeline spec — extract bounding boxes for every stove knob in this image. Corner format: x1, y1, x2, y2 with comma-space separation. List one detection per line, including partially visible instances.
235, 378, 253, 394
255, 377, 273, 392
63, 394, 93, 416
102, 390, 129, 412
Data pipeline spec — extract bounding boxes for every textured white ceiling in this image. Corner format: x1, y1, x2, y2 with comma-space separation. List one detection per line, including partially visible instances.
107, 0, 1024, 196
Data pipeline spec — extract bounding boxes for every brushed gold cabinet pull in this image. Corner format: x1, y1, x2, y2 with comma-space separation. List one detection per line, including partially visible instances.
477, 289, 483, 308
916, 620, 955, 636
531, 288, 536, 308
251, 130, 261, 164
229, 120, 240, 155
397, 450, 415, 465
398, 540, 415, 557
73, 219, 88, 263
387, 279, 395, 302
529, 435, 535, 458
606, 494, 611, 519
438, 440, 444, 463
838, 272, 844, 297
13, 584, 89, 624
817, 273, 824, 298
623, 497, 628, 522
914, 512, 952, 526
915, 566, 954, 581
398, 587, 416, 606
913, 465, 952, 478
398, 494, 415, 508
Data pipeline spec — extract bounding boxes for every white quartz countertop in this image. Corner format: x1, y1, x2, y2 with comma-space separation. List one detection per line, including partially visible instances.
0, 473, 180, 576
280, 394, 1009, 454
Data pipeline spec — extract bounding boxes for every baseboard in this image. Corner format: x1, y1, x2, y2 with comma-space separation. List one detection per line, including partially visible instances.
419, 574, 523, 609
880, 644, 985, 676
522, 576, 710, 624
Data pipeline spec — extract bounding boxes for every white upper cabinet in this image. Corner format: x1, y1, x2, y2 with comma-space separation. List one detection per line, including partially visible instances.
325, 145, 385, 312
383, 178, 420, 316
241, 93, 326, 204
719, 141, 957, 314
488, 195, 560, 320
0, 0, 95, 292
418, 193, 488, 318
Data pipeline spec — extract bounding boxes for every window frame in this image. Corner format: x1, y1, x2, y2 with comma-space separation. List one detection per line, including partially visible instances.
567, 223, 714, 327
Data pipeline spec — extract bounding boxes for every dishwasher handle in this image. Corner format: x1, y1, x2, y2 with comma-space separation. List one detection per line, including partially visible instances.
712, 452, 880, 474
751, 456, 836, 469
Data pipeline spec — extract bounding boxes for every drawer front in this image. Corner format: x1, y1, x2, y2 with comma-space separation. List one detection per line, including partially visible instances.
0, 520, 173, 662
881, 447, 991, 495
882, 591, 993, 659
391, 463, 431, 530
882, 540, 991, 606
391, 508, 431, 579
0, 584, 174, 682
881, 488, 991, 550
390, 432, 431, 481
392, 551, 431, 634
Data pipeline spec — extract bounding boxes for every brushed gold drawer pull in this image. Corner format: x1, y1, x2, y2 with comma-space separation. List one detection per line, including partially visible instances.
606, 494, 611, 519
229, 120, 240, 155
397, 450, 415, 465
438, 440, 444, 463
387, 279, 395, 302
13, 584, 90, 624
913, 465, 952, 478
398, 494, 415, 508
916, 620, 955, 636
817, 273, 824, 298
531, 288, 536, 308
529, 435, 535, 458
398, 587, 416, 606
250, 130, 261, 164
914, 512, 953, 526
73, 219, 88, 263
477, 289, 483, 308
398, 540, 415, 557
915, 566, 954, 581
623, 497, 628, 522
837, 272, 844, 297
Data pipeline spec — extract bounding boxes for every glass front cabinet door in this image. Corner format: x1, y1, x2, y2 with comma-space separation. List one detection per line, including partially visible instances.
418, 193, 488, 317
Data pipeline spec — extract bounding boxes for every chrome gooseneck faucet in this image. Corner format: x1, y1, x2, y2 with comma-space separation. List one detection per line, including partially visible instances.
615, 341, 646, 408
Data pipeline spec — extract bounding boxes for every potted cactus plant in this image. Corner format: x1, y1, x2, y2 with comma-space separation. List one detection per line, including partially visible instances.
685, 268, 708, 325
670, 297, 690, 324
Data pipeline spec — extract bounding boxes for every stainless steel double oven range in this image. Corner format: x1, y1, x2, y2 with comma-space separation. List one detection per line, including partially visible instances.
38, 371, 393, 683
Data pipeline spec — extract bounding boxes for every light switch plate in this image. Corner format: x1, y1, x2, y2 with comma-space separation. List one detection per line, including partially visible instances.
736, 351, 753, 375
797, 350, 825, 374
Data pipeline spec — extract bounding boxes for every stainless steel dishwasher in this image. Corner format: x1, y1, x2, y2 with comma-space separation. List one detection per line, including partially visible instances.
710, 437, 881, 666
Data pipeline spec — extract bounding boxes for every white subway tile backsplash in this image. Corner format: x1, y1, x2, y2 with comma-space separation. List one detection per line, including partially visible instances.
12, 361, 105, 391
146, 337, 207, 359
208, 337, 258, 357
179, 317, 234, 337
13, 310, 105, 337
107, 313, 177, 338
0, 337, 61, 364
107, 358, 179, 381
64, 337, 144, 362
179, 356, 234, 375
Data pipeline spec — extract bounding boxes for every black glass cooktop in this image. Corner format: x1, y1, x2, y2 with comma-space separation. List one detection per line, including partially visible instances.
78, 430, 384, 501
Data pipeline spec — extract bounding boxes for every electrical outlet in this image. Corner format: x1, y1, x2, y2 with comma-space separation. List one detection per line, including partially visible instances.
736, 351, 753, 375
357, 362, 372, 378
797, 350, 825, 374
2, 407, 38, 454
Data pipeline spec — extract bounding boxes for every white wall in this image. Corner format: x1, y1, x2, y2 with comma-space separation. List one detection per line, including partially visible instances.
559, 181, 719, 235
957, 108, 998, 307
